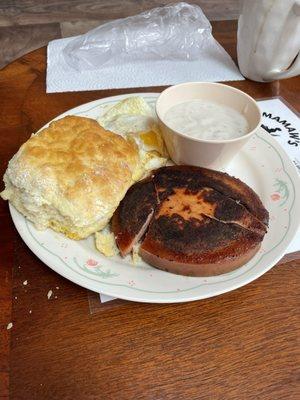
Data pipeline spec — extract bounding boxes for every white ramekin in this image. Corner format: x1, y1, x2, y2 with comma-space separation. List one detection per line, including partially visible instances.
156, 82, 262, 170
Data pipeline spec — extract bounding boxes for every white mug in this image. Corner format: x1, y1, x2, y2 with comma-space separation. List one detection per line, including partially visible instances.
237, 0, 300, 82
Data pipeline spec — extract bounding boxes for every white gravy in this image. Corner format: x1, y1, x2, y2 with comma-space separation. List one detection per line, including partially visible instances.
164, 100, 249, 140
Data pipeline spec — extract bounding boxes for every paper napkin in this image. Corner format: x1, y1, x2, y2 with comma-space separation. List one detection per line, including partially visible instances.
47, 36, 244, 93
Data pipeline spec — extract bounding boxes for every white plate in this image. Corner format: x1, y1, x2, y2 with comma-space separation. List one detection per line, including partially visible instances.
9, 93, 300, 303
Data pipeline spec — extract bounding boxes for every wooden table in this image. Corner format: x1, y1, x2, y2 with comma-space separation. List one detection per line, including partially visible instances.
0, 21, 299, 400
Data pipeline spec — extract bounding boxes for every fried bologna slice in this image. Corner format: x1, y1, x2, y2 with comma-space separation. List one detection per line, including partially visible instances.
112, 166, 269, 276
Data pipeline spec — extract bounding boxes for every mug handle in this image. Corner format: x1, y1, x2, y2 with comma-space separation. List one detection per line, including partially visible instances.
266, 1, 300, 80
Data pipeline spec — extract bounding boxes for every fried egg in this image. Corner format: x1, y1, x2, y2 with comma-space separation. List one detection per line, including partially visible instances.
95, 227, 119, 257
98, 97, 168, 177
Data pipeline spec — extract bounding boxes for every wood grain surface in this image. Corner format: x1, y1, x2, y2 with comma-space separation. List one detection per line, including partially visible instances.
0, 23, 61, 69
0, 1, 240, 26
0, 20, 299, 400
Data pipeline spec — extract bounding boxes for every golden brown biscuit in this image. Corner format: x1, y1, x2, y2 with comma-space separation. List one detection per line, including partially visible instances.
1, 116, 141, 239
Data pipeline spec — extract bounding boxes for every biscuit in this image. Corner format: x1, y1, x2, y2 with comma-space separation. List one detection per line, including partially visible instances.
1, 116, 141, 239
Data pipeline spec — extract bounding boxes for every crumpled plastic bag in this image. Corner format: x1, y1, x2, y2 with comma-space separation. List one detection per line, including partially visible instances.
63, 2, 212, 70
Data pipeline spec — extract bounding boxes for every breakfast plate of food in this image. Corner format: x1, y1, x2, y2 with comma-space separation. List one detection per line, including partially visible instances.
2, 86, 299, 303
